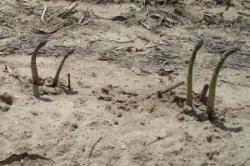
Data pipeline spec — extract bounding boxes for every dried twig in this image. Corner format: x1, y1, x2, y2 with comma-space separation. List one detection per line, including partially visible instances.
159, 8, 183, 24
146, 135, 168, 146
136, 34, 150, 43
151, 14, 166, 31
157, 81, 184, 98
146, 81, 184, 99
88, 136, 103, 158
57, 2, 78, 19
41, 4, 47, 21
48, 2, 78, 21
3, 63, 12, 73
67, 73, 71, 91
32, 22, 67, 35
95, 37, 135, 44
79, 14, 85, 24
80, 20, 91, 26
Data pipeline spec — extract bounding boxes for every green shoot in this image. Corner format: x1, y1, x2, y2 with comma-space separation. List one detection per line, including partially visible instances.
52, 49, 75, 87
31, 40, 48, 85
31, 40, 47, 96
207, 48, 239, 118
197, 84, 209, 104
187, 39, 203, 106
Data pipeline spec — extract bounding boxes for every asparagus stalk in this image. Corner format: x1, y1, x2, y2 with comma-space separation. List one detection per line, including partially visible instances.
207, 48, 239, 118
31, 40, 48, 84
31, 40, 48, 96
187, 39, 203, 106
52, 49, 75, 87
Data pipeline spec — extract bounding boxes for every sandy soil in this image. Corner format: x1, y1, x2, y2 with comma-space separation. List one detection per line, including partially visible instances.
0, 0, 250, 165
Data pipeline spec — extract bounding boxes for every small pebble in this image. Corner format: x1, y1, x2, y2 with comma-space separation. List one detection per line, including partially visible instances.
0, 103, 10, 112
206, 135, 213, 143
71, 123, 78, 130
199, 105, 207, 111
114, 121, 119, 125
219, 116, 225, 122
117, 113, 122, 118
0, 92, 14, 105
120, 144, 126, 150
177, 114, 185, 121
183, 105, 193, 114
20, 159, 24, 165
196, 111, 208, 121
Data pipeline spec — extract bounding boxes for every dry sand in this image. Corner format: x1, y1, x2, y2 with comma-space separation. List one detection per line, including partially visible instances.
0, 0, 250, 165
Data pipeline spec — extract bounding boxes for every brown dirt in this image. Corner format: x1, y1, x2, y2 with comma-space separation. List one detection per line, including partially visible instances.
0, 0, 250, 165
